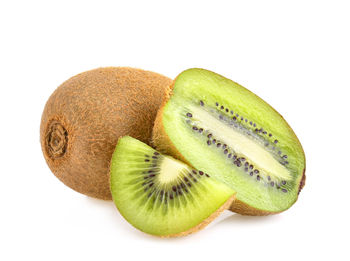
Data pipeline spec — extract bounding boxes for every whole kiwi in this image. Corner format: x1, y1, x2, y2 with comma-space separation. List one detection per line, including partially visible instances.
40, 67, 172, 200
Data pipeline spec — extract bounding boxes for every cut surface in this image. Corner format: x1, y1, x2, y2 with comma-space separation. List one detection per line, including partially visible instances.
110, 136, 234, 237
153, 68, 306, 214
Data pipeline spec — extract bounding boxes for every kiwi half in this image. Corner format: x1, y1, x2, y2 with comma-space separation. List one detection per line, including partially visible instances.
40, 67, 172, 199
153, 68, 306, 215
110, 136, 235, 237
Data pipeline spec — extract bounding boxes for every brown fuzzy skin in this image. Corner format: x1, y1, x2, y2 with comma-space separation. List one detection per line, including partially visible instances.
152, 75, 306, 216
161, 195, 235, 238
40, 67, 172, 200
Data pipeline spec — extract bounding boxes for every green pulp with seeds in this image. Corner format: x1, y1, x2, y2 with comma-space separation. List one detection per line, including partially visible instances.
110, 136, 234, 236
159, 68, 305, 213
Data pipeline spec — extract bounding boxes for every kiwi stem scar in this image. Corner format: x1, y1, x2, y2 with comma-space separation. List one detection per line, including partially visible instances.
188, 105, 291, 181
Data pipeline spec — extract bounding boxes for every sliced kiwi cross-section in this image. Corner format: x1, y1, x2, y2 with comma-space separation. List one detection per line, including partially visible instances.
153, 68, 306, 215
110, 136, 235, 237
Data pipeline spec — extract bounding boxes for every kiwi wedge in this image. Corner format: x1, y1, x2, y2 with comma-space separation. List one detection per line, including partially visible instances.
110, 136, 235, 237
153, 68, 306, 215
40, 67, 172, 199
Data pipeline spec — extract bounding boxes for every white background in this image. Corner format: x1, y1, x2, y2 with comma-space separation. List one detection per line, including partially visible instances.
1, 1, 349, 260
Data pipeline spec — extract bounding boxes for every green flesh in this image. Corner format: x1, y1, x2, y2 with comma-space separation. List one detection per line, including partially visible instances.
161, 68, 305, 213
110, 136, 234, 236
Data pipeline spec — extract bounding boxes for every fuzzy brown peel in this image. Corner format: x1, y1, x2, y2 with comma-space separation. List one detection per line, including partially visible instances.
40, 67, 172, 199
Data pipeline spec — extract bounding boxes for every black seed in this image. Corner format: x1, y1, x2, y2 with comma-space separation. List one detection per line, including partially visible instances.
193, 178, 197, 182
223, 144, 227, 149
245, 119, 248, 123
274, 140, 278, 144
285, 161, 289, 165
250, 121, 253, 125
172, 186, 177, 192
236, 113, 239, 117
170, 194, 174, 200
212, 139, 216, 144
249, 165, 254, 170
230, 110, 234, 114
254, 169, 259, 174
244, 167, 248, 172
186, 112, 192, 117
268, 176, 271, 181
253, 123, 256, 127
236, 161, 242, 167
225, 108, 229, 112
149, 183, 154, 187
215, 102, 219, 106
224, 149, 228, 154
200, 100, 204, 106
250, 172, 254, 176
199, 128, 203, 133
199, 171, 204, 175
181, 183, 185, 189
189, 174, 193, 178
233, 155, 237, 160
228, 153, 232, 158
205, 174, 210, 177
145, 154, 150, 157
149, 174, 155, 177
240, 157, 246, 162
255, 128, 259, 132
281, 180, 287, 185
269, 133, 272, 137
276, 185, 280, 189
178, 191, 183, 196
220, 105, 224, 109
207, 140, 211, 145
154, 152, 159, 155
152, 156, 157, 159
263, 131, 267, 134
217, 143, 221, 147
241, 117, 243, 121
244, 162, 249, 167
193, 126, 198, 130
270, 182, 275, 187
207, 133, 212, 138
233, 116, 237, 121
192, 170, 197, 174
257, 175, 261, 181
160, 190, 164, 196
184, 177, 189, 182
283, 155, 288, 159
281, 189, 288, 193
187, 183, 192, 187
145, 159, 150, 162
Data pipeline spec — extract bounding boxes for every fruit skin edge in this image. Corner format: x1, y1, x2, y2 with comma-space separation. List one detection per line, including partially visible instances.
152, 69, 306, 216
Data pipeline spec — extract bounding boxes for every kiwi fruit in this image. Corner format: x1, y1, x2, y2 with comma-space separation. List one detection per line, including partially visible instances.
152, 68, 306, 215
110, 136, 235, 237
40, 67, 172, 200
